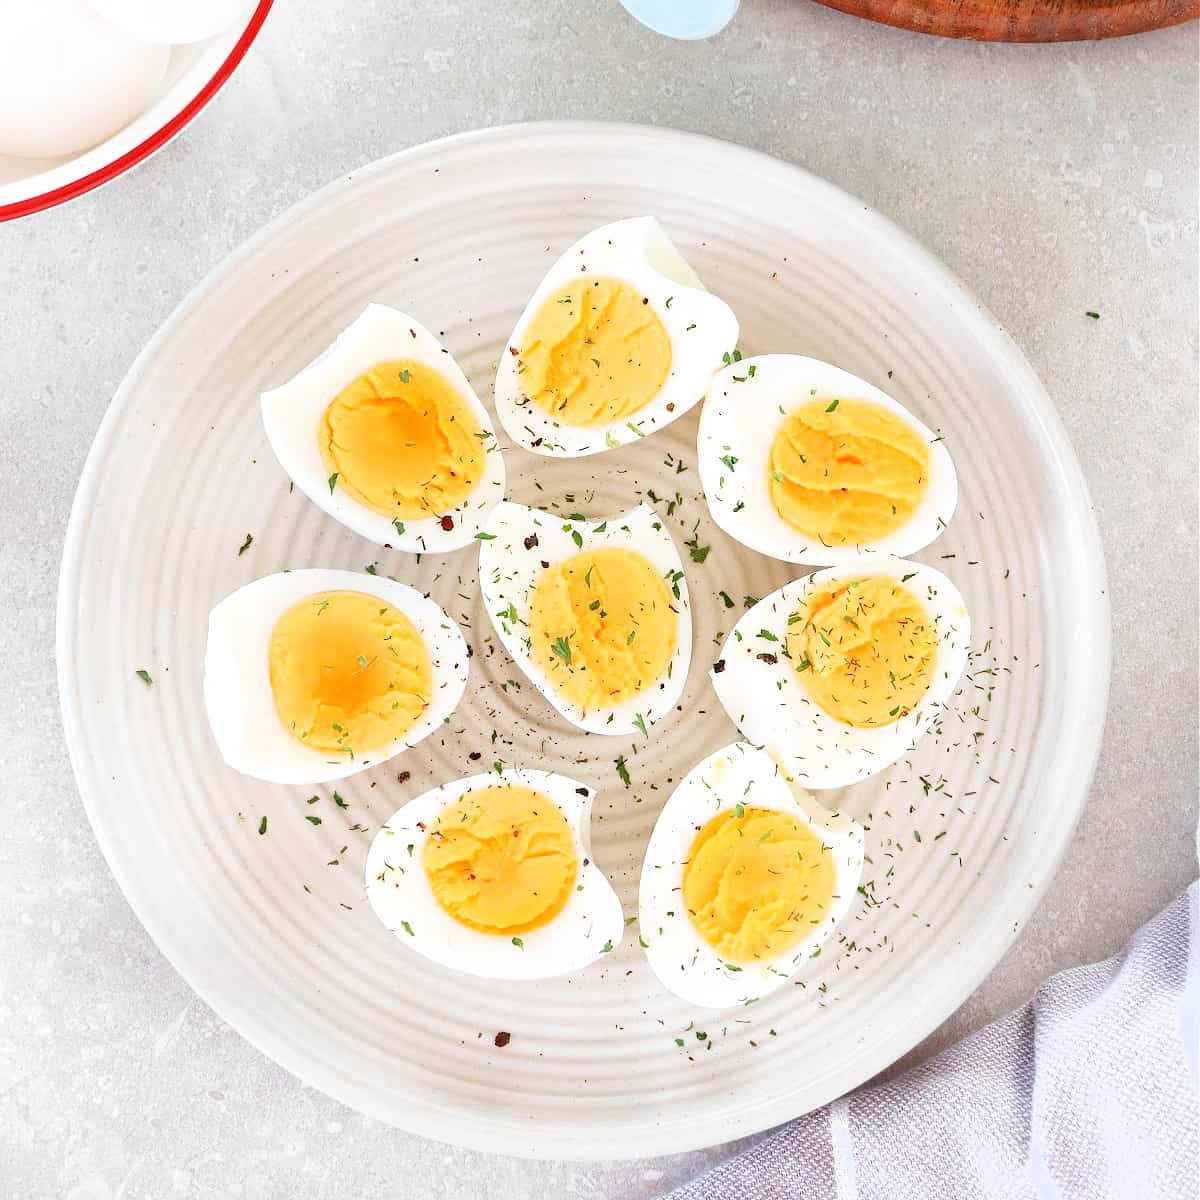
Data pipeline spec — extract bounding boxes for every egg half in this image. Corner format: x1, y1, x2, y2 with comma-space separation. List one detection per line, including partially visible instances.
204, 569, 469, 784
494, 217, 739, 457
699, 355, 957, 565
365, 769, 624, 981
710, 557, 970, 790
478, 501, 692, 736
639, 741, 864, 1008
261, 305, 506, 553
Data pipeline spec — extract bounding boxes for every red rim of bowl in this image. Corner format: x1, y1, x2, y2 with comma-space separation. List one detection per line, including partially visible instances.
0, 0, 275, 223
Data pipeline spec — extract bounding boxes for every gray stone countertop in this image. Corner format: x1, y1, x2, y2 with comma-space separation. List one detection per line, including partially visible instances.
1, 2, 1196, 1196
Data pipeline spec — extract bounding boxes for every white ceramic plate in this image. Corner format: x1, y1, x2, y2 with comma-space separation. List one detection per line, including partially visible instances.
57, 123, 1109, 1160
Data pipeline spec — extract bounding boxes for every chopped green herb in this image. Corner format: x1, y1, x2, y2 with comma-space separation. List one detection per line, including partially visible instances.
135, 669, 153, 686
615, 756, 631, 787
237, 533, 253, 557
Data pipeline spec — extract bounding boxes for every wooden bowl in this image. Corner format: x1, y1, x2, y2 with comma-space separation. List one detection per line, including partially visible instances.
810, 0, 1198, 41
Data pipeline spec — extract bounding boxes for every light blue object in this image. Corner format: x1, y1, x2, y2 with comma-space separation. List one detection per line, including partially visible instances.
619, 0, 739, 40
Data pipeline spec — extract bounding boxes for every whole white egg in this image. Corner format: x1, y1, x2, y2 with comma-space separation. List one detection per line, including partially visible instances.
85, 0, 254, 45
0, 0, 168, 159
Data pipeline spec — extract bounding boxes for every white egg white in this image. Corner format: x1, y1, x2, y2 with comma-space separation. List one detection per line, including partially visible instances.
710, 557, 971, 790
261, 304, 506, 553
494, 217, 739, 457
639, 741, 864, 1008
364, 769, 624, 981
203, 569, 469, 785
86, 0, 253, 44
478, 501, 692, 736
698, 354, 958, 565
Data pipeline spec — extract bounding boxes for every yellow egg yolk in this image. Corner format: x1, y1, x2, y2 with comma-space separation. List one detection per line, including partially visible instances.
268, 590, 432, 755
786, 576, 937, 728
422, 786, 579, 935
682, 806, 836, 964
768, 397, 930, 545
517, 276, 672, 427
319, 360, 485, 520
528, 547, 677, 713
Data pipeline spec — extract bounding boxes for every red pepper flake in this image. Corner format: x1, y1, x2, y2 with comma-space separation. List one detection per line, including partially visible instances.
508, 346, 519, 356
440, 515, 455, 531
494, 1031, 511, 1048
397, 770, 411, 784
524, 533, 539, 550
712, 659, 726, 674
756, 652, 778, 665
666, 402, 675, 412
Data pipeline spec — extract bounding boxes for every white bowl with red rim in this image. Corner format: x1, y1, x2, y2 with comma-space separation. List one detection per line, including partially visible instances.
0, 0, 273, 223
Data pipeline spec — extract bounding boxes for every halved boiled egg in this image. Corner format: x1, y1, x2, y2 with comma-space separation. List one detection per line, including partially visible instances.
699, 355, 957, 565
365, 769, 623, 980
639, 742, 864, 1008
204, 569, 469, 784
494, 217, 739, 457
478, 501, 692, 736
710, 558, 970, 789
261, 305, 505, 553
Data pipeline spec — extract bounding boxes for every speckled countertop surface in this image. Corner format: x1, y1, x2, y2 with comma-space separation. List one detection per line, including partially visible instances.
1, 2, 1197, 1197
